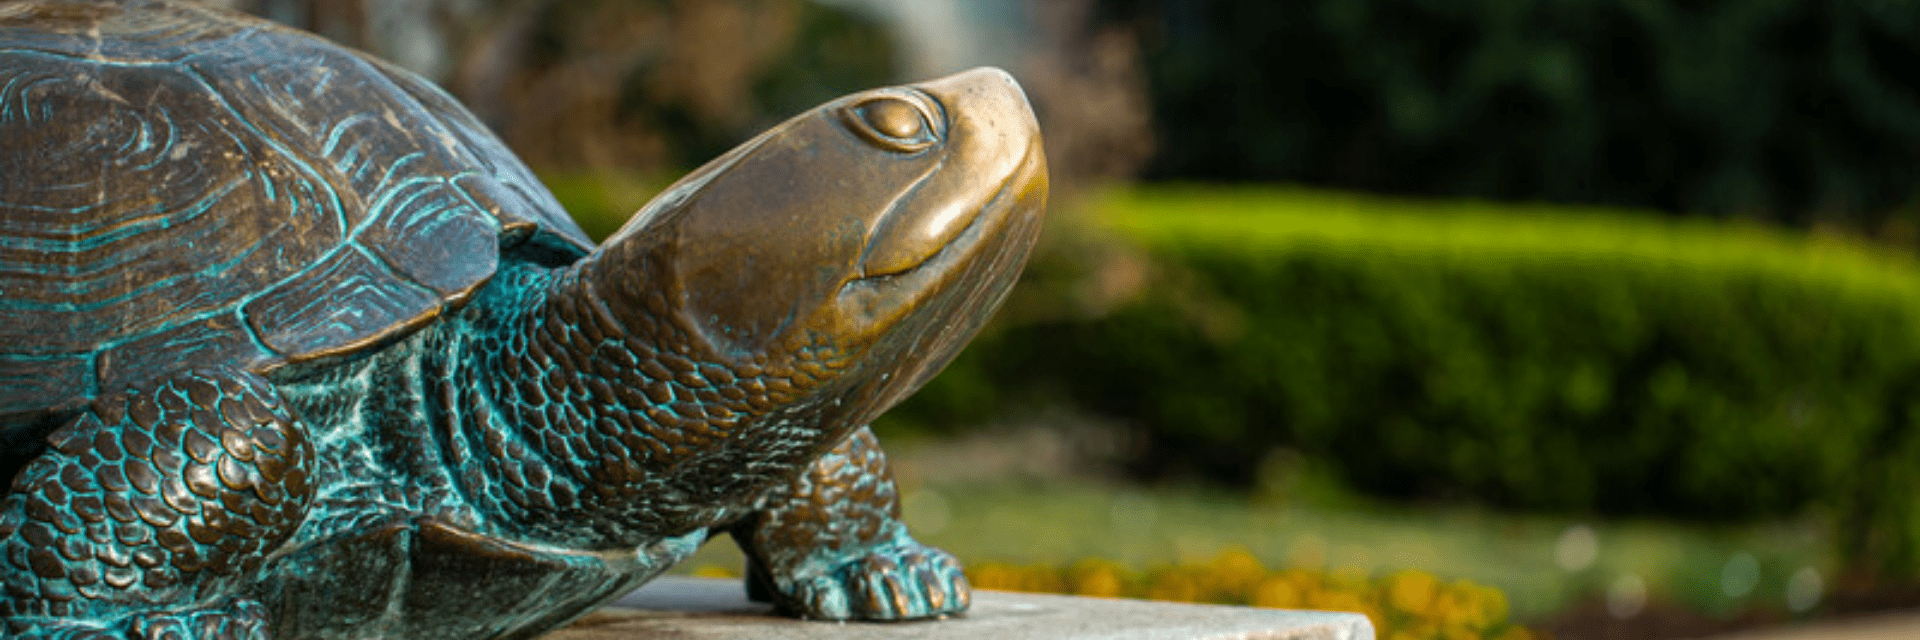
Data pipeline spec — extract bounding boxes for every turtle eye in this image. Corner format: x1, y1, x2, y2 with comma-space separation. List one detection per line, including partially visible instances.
844, 93, 938, 153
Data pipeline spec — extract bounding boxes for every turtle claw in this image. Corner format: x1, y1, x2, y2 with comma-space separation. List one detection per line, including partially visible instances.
126, 599, 269, 640
779, 540, 970, 621
13, 624, 116, 640
846, 543, 970, 619
734, 426, 972, 621
11, 599, 268, 640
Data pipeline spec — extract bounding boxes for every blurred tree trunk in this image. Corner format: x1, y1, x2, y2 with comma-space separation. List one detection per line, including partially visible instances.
190, 0, 899, 176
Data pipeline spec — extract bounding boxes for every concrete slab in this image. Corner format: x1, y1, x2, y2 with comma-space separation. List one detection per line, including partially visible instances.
546, 577, 1376, 640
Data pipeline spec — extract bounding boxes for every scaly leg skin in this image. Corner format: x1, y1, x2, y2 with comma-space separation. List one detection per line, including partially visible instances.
0, 369, 314, 639
729, 426, 968, 621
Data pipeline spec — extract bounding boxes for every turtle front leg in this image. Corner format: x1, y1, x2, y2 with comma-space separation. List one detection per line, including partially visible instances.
0, 369, 314, 639
728, 426, 967, 621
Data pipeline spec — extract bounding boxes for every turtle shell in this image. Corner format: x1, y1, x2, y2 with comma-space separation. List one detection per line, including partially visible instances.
0, 1, 595, 426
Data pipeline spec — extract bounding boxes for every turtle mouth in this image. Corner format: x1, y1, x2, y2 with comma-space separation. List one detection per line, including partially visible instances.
828, 141, 1045, 421
850, 140, 1046, 287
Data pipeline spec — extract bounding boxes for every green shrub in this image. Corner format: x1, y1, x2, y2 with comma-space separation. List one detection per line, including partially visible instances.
891, 186, 1920, 572
1117, 0, 1920, 228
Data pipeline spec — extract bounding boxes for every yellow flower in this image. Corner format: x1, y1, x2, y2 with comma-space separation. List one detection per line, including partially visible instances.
1068, 560, 1129, 598
1391, 621, 1441, 639
966, 555, 1522, 640
1384, 570, 1440, 616
1208, 547, 1269, 593
966, 562, 1024, 591
1491, 626, 1535, 640
1309, 588, 1369, 615
1434, 581, 1486, 628
1250, 575, 1304, 608
1473, 583, 1510, 623
1027, 567, 1068, 594
1442, 622, 1485, 640
1146, 571, 1204, 602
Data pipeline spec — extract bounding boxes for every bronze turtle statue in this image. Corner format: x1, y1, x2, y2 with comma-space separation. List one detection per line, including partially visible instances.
0, 1, 1047, 638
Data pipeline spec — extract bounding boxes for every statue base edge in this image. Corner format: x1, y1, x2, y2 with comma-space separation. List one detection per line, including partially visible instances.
545, 576, 1377, 640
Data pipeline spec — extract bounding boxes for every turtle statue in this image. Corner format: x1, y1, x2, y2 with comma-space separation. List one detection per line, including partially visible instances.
0, 1, 1046, 638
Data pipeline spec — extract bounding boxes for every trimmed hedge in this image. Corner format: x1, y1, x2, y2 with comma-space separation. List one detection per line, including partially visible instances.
888, 186, 1920, 571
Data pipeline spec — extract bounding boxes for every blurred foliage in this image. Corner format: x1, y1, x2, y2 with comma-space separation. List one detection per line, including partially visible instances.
469, 0, 1154, 209
446, 0, 897, 174
537, 170, 676, 240
692, 549, 1536, 640
1101, 0, 1920, 230
1013, 1, 1159, 195
888, 185, 1920, 577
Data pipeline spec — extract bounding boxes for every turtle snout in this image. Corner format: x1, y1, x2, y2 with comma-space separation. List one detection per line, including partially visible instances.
859, 67, 1043, 278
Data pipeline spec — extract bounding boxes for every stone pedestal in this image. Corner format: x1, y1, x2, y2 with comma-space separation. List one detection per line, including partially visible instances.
548, 577, 1376, 640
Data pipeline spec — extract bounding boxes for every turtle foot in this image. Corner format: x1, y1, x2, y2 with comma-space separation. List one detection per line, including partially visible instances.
732, 426, 971, 621
756, 536, 970, 621
0, 369, 309, 640
2, 621, 116, 640
8, 599, 267, 640
125, 599, 270, 640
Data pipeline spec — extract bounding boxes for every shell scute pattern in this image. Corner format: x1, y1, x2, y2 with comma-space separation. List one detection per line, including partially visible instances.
239, 248, 443, 357
0, 4, 589, 425
0, 1, 248, 64
192, 36, 503, 349
0, 57, 316, 348
360, 48, 592, 258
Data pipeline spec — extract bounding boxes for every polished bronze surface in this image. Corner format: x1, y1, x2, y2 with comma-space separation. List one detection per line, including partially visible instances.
0, 1, 1046, 638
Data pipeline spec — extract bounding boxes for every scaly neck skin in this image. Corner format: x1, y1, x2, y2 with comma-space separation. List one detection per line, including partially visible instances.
446, 257, 856, 550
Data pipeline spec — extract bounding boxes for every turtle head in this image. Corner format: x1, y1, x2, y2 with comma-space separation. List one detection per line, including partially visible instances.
584, 68, 1046, 440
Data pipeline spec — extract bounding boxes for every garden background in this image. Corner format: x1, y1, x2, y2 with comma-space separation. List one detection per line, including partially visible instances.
208, 0, 1920, 637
